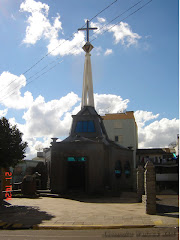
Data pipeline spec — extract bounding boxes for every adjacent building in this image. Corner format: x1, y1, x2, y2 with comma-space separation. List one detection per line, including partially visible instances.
102, 111, 138, 168
137, 148, 178, 193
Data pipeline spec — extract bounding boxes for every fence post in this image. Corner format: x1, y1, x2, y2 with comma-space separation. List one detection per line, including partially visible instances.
144, 161, 156, 214
137, 165, 144, 202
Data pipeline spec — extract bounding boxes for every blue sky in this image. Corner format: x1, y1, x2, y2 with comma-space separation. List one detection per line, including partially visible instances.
0, 0, 179, 158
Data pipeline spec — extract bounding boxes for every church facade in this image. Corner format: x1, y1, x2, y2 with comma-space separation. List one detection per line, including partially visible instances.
50, 106, 134, 194
49, 21, 134, 194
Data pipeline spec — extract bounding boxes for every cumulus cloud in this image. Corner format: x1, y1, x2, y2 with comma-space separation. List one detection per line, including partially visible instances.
2, 81, 178, 158
25, 137, 52, 159
22, 92, 80, 138
108, 22, 141, 46
47, 31, 84, 56
90, 18, 141, 47
4, 91, 130, 158
139, 118, 179, 148
20, 0, 61, 44
6, 91, 80, 158
0, 71, 33, 109
20, 0, 85, 56
95, 93, 129, 115
134, 110, 159, 128
134, 110, 179, 148
20, 92, 129, 141
104, 49, 113, 56
20, 1, 141, 56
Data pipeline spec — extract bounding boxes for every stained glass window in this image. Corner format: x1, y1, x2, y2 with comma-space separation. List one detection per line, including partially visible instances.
75, 121, 95, 133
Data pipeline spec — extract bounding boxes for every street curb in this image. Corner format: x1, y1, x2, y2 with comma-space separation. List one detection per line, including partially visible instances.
0, 222, 32, 230
33, 224, 155, 230
0, 222, 179, 230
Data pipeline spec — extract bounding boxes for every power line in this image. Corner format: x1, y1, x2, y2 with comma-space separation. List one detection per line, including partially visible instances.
90, 0, 143, 39
33, 0, 153, 85
0, 0, 152, 103
0, 40, 86, 102
0, 60, 64, 103
91, 0, 153, 43
39, 0, 118, 58
89, 0, 118, 22
0, 0, 118, 96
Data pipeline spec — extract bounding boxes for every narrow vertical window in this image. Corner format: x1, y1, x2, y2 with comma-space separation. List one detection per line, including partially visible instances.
115, 136, 118, 142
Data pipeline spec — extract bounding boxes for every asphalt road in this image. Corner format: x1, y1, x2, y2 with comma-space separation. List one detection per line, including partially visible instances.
0, 227, 178, 240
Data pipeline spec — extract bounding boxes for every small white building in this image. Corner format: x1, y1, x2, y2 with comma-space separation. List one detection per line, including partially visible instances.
102, 111, 138, 168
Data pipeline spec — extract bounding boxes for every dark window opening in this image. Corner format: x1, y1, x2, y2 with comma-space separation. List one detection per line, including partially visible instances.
115, 160, 122, 178
124, 161, 131, 178
115, 136, 118, 142
75, 121, 95, 133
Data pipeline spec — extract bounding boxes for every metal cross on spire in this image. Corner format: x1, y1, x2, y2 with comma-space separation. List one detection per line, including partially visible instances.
78, 20, 97, 42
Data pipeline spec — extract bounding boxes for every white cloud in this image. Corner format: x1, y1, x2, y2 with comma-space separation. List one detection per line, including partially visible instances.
97, 17, 106, 23
2, 80, 177, 158
90, 18, 107, 35
20, 1, 141, 56
71, 94, 129, 116
22, 137, 51, 159
109, 22, 141, 46
6, 91, 80, 159
20, 0, 53, 44
20, 0, 49, 14
0, 109, 8, 117
22, 92, 80, 138
47, 31, 85, 56
138, 118, 179, 149
134, 110, 179, 148
0, 71, 33, 109
104, 49, 113, 56
95, 93, 129, 115
134, 110, 159, 128
5, 92, 129, 158
20, 0, 85, 56
21, 93, 129, 158
90, 18, 141, 47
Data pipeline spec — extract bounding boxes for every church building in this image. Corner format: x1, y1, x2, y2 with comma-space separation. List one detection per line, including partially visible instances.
50, 21, 134, 194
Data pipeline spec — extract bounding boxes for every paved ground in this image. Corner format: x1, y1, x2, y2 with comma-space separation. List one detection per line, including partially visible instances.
0, 193, 178, 229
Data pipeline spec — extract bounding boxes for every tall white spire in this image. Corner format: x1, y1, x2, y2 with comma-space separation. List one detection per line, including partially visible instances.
78, 20, 97, 108
81, 44, 94, 108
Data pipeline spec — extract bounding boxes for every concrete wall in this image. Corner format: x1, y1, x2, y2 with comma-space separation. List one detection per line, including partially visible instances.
108, 147, 134, 191
51, 141, 106, 194
50, 141, 134, 194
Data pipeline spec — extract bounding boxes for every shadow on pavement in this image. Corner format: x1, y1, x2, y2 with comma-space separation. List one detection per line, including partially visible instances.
156, 203, 179, 218
156, 195, 179, 219
58, 192, 139, 203
0, 200, 55, 226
